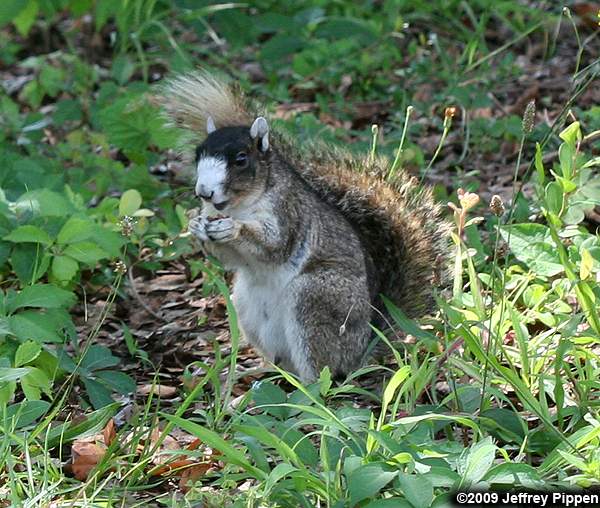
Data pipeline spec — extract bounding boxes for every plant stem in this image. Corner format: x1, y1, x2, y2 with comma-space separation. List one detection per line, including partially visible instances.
388, 106, 413, 180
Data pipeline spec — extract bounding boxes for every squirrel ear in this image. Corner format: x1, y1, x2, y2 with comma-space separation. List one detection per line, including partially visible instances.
250, 116, 269, 152
206, 116, 216, 134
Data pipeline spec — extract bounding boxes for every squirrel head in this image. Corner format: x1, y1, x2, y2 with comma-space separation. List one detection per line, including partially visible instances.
194, 116, 270, 212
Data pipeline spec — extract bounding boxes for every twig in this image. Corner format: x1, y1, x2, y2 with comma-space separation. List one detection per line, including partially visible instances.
128, 266, 168, 322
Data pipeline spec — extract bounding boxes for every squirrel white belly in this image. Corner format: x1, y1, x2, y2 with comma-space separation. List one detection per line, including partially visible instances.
160, 72, 450, 382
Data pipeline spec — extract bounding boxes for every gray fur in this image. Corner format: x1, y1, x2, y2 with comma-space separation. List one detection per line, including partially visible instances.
189, 148, 372, 382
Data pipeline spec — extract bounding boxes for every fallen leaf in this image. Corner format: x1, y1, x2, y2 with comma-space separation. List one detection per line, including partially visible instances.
150, 427, 181, 465
102, 419, 116, 446
71, 441, 107, 481
179, 461, 213, 491
137, 384, 178, 397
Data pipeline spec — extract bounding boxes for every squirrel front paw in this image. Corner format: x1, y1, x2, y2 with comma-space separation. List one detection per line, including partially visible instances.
188, 216, 209, 241
204, 217, 240, 243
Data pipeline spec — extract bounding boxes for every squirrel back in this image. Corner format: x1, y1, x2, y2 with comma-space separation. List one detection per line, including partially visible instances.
160, 71, 450, 320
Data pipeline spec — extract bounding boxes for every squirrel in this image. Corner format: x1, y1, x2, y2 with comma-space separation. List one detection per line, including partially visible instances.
159, 72, 450, 382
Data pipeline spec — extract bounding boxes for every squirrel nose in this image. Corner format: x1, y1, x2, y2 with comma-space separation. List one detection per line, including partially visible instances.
197, 186, 214, 200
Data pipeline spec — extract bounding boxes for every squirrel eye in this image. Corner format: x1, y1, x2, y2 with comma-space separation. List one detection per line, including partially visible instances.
234, 152, 248, 167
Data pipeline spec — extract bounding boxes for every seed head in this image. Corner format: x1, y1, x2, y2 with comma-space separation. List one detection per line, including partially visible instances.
112, 260, 127, 275
120, 216, 136, 237
522, 100, 536, 135
489, 195, 505, 216
444, 106, 457, 119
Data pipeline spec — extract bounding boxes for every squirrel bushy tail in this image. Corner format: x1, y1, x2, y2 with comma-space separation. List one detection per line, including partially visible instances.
160, 71, 450, 318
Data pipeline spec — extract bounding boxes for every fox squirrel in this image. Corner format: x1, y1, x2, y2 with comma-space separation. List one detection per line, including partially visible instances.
160, 72, 450, 382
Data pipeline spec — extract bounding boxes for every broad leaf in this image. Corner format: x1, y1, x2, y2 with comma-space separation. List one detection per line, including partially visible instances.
348, 462, 398, 506
4, 225, 52, 245
52, 255, 79, 282
63, 242, 108, 265
57, 217, 94, 244
119, 189, 142, 216
9, 310, 65, 343
79, 345, 120, 372
4, 400, 50, 428
15, 340, 42, 367
457, 437, 496, 488
8, 284, 76, 313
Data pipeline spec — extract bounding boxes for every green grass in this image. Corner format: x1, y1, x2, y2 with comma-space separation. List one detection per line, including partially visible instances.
1, 0, 600, 506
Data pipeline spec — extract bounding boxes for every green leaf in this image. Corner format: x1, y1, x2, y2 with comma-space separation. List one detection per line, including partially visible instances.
5, 400, 50, 429
252, 380, 289, 419
52, 255, 79, 282
57, 217, 94, 244
0, 367, 31, 383
10, 243, 49, 284
63, 242, 108, 265
499, 224, 563, 277
4, 225, 52, 245
544, 181, 563, 216
263, 463, 298, 497
89, 226, 125, 258
119, 189, 142, 216
83, 377, 115, 409
13, 0, 38, 36
80, 345, 119, 372
21, 366, 52, 401
16, 189, 73, 217
260, 34, 305, 62
318, 366, 332, 396
396, 473, 433, 508
8, 284, 76, 313
0, 318, 11, 335
39, 65, 65, 97
15, 340, 42, 367
111, 54, 135, 85
457, 437, 496, 488
9, 310, 65, 343
534, 143, 544, 185
95, 370, 135, 395
480, 408, 526, 443
580, 248, 594, 280
0, 0, 27, 26
558, 143, 574, 180
382, 365, 411, 413
558, 121, 581, 147
348, 462, 398, 506
483, 463, 544, 489
424, 466, 460, 489
383, 297, 438, 343
99, 96, 177, 162
314, 17, 378, 42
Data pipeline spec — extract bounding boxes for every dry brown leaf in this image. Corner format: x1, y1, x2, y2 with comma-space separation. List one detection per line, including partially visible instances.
150, 427, 181, 466
179, 461, 213, 491
71, 441, 107, 481
102, 419, 116, 446
187, 438, 203, 451
137, 384, 178, 397
150, 458, 195, 477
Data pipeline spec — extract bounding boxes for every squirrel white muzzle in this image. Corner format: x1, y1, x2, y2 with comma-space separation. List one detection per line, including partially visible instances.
195, 156, 229, 209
